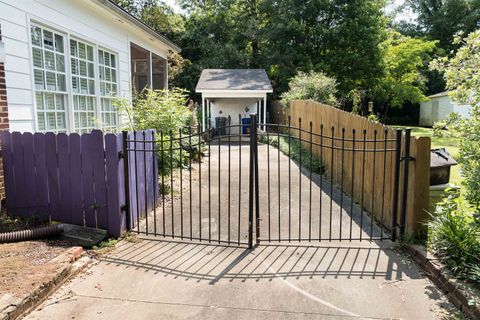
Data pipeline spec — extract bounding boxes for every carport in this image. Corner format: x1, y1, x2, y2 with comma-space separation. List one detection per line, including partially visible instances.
195, 69, 273, 131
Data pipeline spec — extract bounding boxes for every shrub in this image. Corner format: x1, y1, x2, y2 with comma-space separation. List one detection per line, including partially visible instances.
281, 71, 338, 107
428, 192, 480, 284
115, 88, 194, 176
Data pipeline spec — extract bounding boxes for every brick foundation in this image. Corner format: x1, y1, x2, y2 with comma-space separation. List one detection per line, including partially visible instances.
0, 28, 10, 200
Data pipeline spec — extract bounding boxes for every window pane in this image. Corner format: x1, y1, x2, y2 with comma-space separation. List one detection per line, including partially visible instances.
47, 113, 56, 130
87, 46, 93, 61
32, 48, 43, 68
79, 96, 86, 110
45, 93, 55, 109
56, 54, 65, 72
79, 60, 87, 76
104, 53, 110, 66
36, 93, 44, 110
105, 68, 111, 81
98, 50, 104, 64
46, 72, 56, 90
56, 113, 65, 129
34, 70, 44, 90
88, 79, 95, 95
72, 77, 79, 93
87, 63, 94, 78
55, 94, 65, 110
56, 74, 66, 91
70, 40, 77, 57
43, 30, 54, 50
78, 42, 86, 59
111, 69, 116, 82
110, 54, 115, 68
44, 51, 55, 70
37, 113, 46, 130
80, 78, 88, 94
31, 26, 42, 47
54, 34, 64, 53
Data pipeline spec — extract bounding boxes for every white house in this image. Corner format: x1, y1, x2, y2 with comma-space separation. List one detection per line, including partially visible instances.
0, 0, 180, 133
419, 91, 472, 127
195, 69, 273, 131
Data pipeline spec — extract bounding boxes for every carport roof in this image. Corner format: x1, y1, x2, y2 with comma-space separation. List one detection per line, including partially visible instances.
195, 69, 273, 92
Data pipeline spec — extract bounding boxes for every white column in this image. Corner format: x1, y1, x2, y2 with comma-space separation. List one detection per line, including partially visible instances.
263, 94, 267, 130
202, 96, 205, 131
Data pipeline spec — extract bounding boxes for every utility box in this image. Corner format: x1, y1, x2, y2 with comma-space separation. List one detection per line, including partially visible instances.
430, 148, 457, 185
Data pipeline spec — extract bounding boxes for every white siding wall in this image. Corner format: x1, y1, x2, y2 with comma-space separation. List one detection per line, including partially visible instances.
209, 98, 259, 127
0, 0, 171, 132
418, 95, 468, 127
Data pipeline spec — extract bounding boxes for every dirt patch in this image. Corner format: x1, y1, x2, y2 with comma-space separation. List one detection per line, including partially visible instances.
0, 212, 48, 233
0, 240, 74, 298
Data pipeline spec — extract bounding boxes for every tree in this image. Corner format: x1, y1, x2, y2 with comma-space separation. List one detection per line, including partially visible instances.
374, 30, 437, 120
409, 0, 480, 52
431, 30, 480, 207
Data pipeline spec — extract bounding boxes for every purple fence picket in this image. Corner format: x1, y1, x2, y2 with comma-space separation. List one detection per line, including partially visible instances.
105, 133, 123, 237
1, 131, 15, 210
81, 133, 96, 228
22, 133, 36, 212
92, 130, 108, 229
45, 132, 61, 221
11, 132, 26, 217
33, 133, 49, 220
69, 134, 84, 226
57, 133, 71, 224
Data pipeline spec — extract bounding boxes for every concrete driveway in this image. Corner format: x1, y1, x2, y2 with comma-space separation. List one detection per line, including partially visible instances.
25, 238, 455, 319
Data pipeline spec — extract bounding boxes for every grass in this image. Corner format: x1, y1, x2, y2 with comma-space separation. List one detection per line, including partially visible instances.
393, 126, 462, 185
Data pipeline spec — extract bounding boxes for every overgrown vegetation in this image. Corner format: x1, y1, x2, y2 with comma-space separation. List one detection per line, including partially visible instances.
262, 135, 323, 175
280, 72, 338, 107
428, 193, 480, 285
115, 88, 199, 176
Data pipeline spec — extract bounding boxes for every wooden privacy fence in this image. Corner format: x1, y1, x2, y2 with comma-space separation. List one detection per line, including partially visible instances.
286, 100, 430, 235
0, 129, 157, 237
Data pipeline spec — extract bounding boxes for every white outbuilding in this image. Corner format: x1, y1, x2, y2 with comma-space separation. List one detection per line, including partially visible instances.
419, 91, 472, 127
195, 69, 273, 132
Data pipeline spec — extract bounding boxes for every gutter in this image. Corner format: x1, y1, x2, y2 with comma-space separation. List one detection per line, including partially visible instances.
94, 0, 181, 53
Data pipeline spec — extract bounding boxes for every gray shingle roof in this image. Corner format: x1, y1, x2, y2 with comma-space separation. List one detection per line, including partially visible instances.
195, 69, 273, 91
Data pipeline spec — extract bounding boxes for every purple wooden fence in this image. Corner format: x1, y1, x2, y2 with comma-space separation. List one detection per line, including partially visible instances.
0, 129, 157, 237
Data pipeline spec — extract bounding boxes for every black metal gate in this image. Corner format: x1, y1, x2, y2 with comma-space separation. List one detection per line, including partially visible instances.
123, 115, 410, 248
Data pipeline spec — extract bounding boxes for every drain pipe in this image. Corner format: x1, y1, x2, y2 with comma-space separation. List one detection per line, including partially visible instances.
0, 224, 64, 243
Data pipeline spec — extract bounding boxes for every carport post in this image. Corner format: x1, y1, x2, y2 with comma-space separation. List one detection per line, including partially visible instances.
201, 97, 205, 131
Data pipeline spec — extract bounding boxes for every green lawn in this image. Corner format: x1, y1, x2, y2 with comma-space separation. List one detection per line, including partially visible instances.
393, 126, 462, 185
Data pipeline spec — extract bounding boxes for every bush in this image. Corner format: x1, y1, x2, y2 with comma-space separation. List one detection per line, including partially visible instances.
115, 88, 194, 176
428, 192, 480, 284
281, 71, 338, 107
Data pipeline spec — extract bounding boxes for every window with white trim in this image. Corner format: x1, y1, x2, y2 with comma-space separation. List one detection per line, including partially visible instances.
31, 25, 67, 132
30, 23, 120, 133
98, 49, 118, 131
70, 39, 96, 133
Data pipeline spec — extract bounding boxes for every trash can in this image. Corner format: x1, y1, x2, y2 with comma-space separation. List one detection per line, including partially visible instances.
242, 117, 250, 134
215, 117, 227, 136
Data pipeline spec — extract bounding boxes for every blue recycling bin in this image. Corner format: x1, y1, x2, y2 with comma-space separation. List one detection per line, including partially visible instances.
242, 117, 250, 134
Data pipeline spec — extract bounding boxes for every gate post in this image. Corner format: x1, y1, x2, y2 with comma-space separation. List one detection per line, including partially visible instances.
391, 129, 402, 242
399, 128, 412, 239
122, 131, 131, 231
248, 114, 257, 249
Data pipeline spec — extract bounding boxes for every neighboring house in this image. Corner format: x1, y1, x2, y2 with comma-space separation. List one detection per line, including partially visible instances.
0, 0, 180, 134
419, 91, 472, 127
195, 69, 273, 131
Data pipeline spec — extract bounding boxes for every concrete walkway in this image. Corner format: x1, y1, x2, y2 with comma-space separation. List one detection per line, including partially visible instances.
25, 238, 455, 319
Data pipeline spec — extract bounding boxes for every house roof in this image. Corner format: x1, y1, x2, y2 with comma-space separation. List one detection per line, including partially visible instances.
428, 91, 449, 99
94, 0, 181, 53
196, 69, 273, 92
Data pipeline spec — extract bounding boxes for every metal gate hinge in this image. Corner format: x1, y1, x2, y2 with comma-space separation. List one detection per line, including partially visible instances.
401, 156, 415, 162
118, 151, 125, 159
121, 204, 128, 212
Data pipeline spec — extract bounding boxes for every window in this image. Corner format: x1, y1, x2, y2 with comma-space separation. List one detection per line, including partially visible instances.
31, 25, 67, 132
98, 49, 118, 131
70, 39, 96, 133
30, 23, 120, 133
